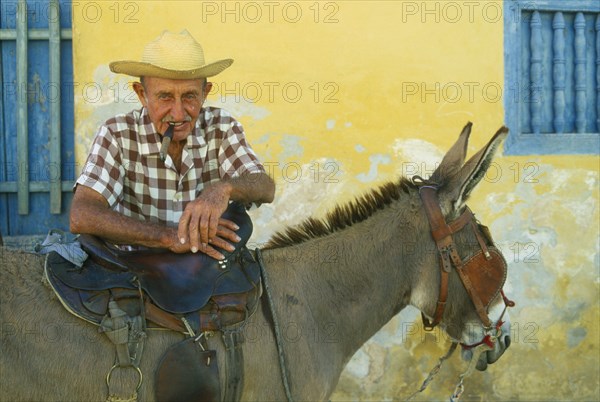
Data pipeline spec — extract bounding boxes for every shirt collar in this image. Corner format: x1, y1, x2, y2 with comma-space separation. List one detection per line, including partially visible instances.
137, 108, 161, 156
187, 115, 207, 149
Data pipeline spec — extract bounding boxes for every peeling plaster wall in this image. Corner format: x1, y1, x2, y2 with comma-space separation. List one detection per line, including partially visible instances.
73, 1, 599, 400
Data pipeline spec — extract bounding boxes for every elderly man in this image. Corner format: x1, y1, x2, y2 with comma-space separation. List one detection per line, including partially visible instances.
70, 30, 275, 260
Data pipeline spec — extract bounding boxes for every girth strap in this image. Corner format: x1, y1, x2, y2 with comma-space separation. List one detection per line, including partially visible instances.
222, 330, 245, 402
256, 248, 294, 402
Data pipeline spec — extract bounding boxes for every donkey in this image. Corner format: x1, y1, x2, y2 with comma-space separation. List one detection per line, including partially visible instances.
0, 123, 511, 401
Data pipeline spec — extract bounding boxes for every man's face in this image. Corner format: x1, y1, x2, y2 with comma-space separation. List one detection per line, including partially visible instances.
133, 77, 212, 142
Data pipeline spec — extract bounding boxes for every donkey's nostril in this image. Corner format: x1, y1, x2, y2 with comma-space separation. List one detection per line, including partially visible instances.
505, 335, 511, 348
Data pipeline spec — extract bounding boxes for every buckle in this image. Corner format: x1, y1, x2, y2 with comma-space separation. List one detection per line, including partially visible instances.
411, 175, 439, 189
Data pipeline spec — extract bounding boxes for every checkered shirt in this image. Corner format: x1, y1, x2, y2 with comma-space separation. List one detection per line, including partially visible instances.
76, 107, 265, 226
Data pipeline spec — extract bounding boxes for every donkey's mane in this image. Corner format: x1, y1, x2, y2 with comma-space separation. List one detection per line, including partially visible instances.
264, 177, 416, 249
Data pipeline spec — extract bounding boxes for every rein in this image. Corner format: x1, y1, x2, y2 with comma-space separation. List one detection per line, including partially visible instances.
460, 290, 515, 350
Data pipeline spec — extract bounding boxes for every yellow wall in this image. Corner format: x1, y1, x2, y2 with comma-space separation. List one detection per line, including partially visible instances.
73, 1, 599, 400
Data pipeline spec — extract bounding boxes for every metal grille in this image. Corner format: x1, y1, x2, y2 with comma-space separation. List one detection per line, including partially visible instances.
504, 0, 600, 155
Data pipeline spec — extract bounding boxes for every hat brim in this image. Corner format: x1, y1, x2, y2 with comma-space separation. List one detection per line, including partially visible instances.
109, 58, 233, 79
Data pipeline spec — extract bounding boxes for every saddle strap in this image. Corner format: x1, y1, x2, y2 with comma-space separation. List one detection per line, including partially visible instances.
100, 300, 146, 402
142, 288, 261, 334
100, 301, 147, 368
256, 249, 294, 402
222, 330, 244, 402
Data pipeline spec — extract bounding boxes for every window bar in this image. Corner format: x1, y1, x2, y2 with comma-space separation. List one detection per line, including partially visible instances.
552, 12, 566, 133
574, 12, 587, 134
596, 14, 600, 132
0, 29, 72, 40
16, 0, 29, 215
530, 11, 542, 135
0, 34, 4, 190
49, 0, 61, 214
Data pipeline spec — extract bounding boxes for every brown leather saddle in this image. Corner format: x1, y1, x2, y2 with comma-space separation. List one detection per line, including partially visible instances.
44, 202, 260, 401
48, 201, 259, 313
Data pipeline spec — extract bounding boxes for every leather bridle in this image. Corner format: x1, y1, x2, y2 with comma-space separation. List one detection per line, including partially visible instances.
414, 178, 514, 341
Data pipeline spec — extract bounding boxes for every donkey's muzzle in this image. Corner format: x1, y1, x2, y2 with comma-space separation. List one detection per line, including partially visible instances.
476, 333, 511, 371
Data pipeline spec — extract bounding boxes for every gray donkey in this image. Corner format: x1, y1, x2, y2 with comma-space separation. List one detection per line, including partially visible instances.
0, 123, 511, 401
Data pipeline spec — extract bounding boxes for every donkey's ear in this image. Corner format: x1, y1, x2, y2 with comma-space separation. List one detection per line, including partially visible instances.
430, 122, 472, 184
447, 126, 508, 211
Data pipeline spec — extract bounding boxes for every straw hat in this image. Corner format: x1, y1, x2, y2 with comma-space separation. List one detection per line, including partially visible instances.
109, 30, 233, 79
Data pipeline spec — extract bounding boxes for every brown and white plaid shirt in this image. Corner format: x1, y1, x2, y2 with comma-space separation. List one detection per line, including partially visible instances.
76, 107, 265, 226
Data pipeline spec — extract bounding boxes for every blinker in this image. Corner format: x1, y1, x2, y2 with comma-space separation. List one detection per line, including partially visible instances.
460, 249, 507, 310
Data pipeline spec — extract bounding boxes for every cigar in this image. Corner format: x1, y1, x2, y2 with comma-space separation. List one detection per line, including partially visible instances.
159, 124, 175, 162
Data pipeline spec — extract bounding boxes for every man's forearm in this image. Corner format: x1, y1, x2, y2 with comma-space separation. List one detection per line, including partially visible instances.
70, 198, 173, 248
226, 172, 275, 204
176, 172, 274, 252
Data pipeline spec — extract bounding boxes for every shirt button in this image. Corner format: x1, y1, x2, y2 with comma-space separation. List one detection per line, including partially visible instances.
173, 194, 182, 202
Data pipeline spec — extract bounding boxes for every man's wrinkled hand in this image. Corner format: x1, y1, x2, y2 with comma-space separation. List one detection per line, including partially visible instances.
177, 183, 240, 259
169, 219, 240, 259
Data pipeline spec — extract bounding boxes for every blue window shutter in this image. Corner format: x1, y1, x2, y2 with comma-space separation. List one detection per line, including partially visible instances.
504, 0, 600, 155
0, 0, 75, 236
